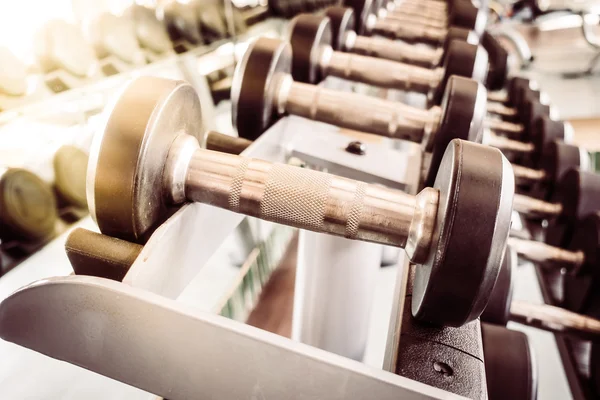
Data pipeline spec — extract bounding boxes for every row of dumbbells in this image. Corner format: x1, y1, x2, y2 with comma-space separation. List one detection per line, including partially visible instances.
31, 0, 600, 398
0, 146, 89, 274
0, 0, 337, 103
223, 1, 600, 397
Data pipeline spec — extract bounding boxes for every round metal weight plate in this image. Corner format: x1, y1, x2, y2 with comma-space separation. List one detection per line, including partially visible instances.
424, 75, 485, 187
563, 212, 600, 312
481, 324, 538, 400
545, 169, 600, 248
88, 76, 203, 243
231, 37, 291, 140
53, 145, 89, 209
0, 168, 57, 241
413, 139, 514, 326
325, 6, 355, 51
343, 0, 374, 34
481, 245, 516, 325
532, 140, 580, 200
287, 14, 331, 83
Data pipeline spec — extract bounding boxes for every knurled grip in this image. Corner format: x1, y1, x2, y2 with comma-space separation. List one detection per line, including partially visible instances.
260, 164, 331, 233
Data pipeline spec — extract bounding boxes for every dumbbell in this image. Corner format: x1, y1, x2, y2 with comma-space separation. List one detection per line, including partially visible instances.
88, 75, 514, 326
344, 0, 485, 46
86, 12, 147, 72
309, 9, 544, 132
53, 146, 89, 210
512, 168, 600, 224
0, 168, 57, 243
513, 138, 585, 196
324, 6, 478, 69
482, 245, 600, 340
287, 13, 487, 106
481, 324, 537, 400
34, 20, 97, 92
232, 37, 488, 187
383, 0, 485, 32
125, 5, 173, 58
159, 1, 204, 52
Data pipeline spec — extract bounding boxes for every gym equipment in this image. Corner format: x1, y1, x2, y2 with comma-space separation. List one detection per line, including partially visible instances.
513, 139, 585, 196
34, 20, 97, 92
232, 37, 488, 187
86, 12, 147, 75
482, 245, 600, 341
287, 13, 488, 105
481, 323, 538, 400
343, 0, 486, 46
325, 6, 477, 68
87, 75, 514, 326
512, 169, 600, 228
125, 5, 173, 60
0, 168, 57, 242
53, 146, 89, 209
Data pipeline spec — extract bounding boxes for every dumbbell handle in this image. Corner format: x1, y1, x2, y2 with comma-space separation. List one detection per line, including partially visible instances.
369, 17, 447, 45
486, 102, 519, 118
321, 47, 441, 94
386, 11, 448, 28
512, 193, 563, 217
510, 301, 600, 341
276, 76, 442, 148
393, 4, 448, 18
507, 237, 585, 267
512, 164, 547, 184
169, 137, 439, 264
485, 132, 535, 154
205, 131, 251, 155
346, 33, 442, 68
400, 0, 448, 11
485, 118, 524, 137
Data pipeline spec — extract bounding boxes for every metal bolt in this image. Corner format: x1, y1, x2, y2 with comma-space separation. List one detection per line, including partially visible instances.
345, 141, 366, 155
433, 361, 453, 377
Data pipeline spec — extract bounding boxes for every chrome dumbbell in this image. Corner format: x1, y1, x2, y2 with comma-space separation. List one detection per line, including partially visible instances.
88, 75, 514, 326
232, 37, 487, 186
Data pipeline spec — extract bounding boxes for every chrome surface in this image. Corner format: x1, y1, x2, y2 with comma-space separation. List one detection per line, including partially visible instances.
512, 193, 563, 217
508, 237, 585, 267
510, 301, 600, 340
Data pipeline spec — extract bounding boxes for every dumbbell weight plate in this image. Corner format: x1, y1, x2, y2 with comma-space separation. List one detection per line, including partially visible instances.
424, 75, 486, 187
91, 13, 145, 66
527, 117, 568, 170
433, 39, 488, 105
481, 31, 509, 91
54, 146, 88, 209
481, 245, 516, 325
533, 140, 581, 200
232, 37, 290, 140
287, 14, 331, 83
481, 324, 538, 400
325, 6, 355, 51
87, 77, 204, 243
0, 169, 57, 241
545, 169, 600, 248
162, 2, 203, 45
127, 5, 172, 55
413, 140, 514, 326
197, 4, 228, 42
343, 0, 375, 35
35, 20, 96, 78
563, 213, 600, 312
